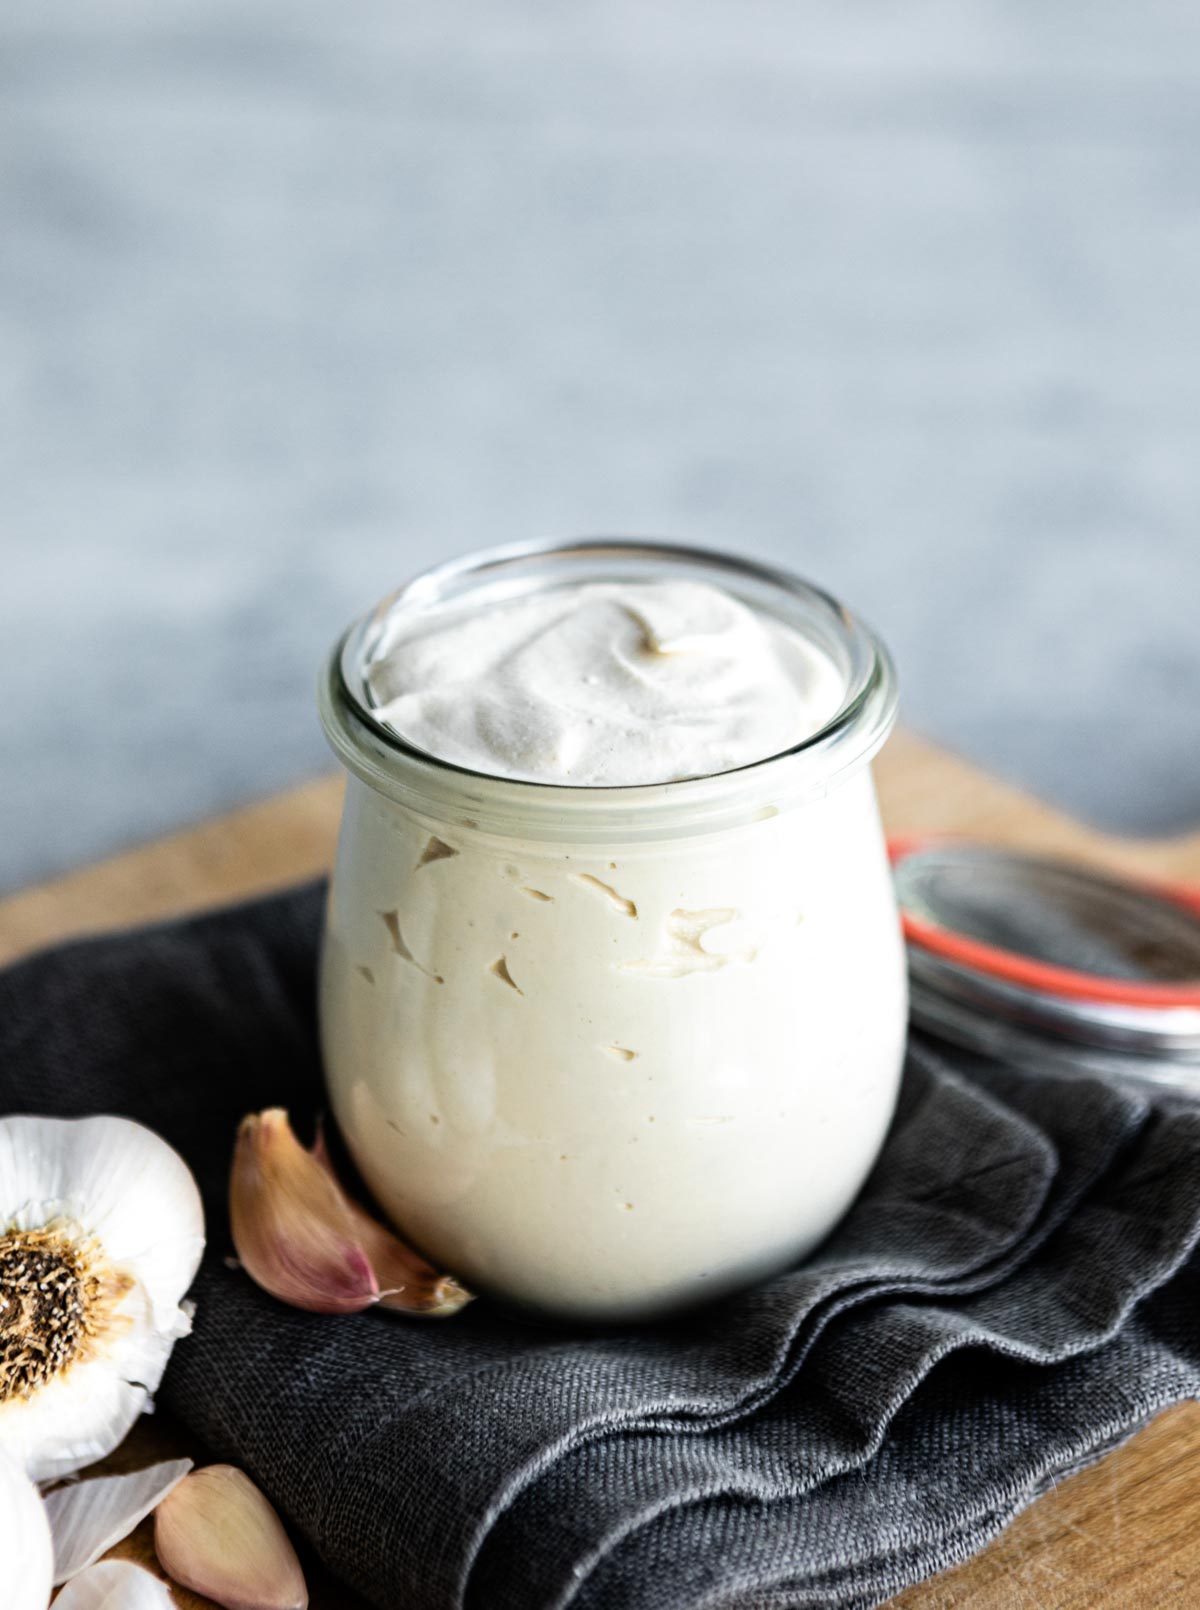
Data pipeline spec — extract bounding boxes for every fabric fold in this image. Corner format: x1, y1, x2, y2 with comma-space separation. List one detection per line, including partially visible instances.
467, 1079, 1200, 1609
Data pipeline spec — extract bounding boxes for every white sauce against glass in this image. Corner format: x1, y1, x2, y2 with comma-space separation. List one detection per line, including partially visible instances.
321, 565, 906, 1320
366, 580, 844, 785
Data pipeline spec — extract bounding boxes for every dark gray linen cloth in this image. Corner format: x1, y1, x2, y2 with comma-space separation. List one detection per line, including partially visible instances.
1, 883, 1198, 1609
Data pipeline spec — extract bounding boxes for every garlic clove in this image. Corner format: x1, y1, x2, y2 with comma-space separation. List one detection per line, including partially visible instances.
53, 1559, 177, 1609
154, 1463, 308, 1610
230, 1110, 378, 1314
353, 1205, 473, 1317
310, 1125, 472, 1316
46, 1457, 192, 1583
0, 1450, 52, 1610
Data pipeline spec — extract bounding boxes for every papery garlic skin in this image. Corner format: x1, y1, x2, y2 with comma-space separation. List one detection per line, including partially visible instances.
0, 1115, 205, 1482
155, 1462, 309, 1610
46, 1457, 192, 1583
54, 1559, 178, 1609
0, 1449, 52, 1610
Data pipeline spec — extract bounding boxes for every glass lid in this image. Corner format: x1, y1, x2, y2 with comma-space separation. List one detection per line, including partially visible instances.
890, 839, 1200, 1078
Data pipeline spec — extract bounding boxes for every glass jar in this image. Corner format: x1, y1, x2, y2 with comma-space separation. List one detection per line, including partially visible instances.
317, 539, 906, 1321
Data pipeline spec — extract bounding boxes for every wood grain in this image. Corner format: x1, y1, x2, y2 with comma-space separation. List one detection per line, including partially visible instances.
4, 730, 1198, 1608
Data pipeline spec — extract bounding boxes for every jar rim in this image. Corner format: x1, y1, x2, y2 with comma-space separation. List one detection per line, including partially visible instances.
318, 537, 899, 840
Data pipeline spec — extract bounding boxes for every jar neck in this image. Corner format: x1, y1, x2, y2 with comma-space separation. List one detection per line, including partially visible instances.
318, 539, 899, 846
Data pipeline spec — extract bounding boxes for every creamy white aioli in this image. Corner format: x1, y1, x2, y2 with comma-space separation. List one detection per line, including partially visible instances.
320, 566, 907, 1321
366, 580, 844, 785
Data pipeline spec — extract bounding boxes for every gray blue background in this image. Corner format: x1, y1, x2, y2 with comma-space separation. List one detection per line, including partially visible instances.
4, 1, 1200, 891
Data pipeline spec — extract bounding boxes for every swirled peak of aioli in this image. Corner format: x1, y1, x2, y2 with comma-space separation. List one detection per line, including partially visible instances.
365, 579, 844, 786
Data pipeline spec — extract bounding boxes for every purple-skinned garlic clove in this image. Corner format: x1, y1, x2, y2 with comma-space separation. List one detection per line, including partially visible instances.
229, 1109, 378, 1314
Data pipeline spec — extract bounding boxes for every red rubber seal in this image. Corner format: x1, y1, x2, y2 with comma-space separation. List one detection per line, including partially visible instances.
888, 836, 1200, 1010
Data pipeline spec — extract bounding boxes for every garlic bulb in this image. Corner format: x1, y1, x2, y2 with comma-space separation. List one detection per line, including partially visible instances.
0, 1115, 204, 1482
0, 1449, 52, 1610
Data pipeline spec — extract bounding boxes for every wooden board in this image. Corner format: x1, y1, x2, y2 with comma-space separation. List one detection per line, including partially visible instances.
4, 731, 1198, 1608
